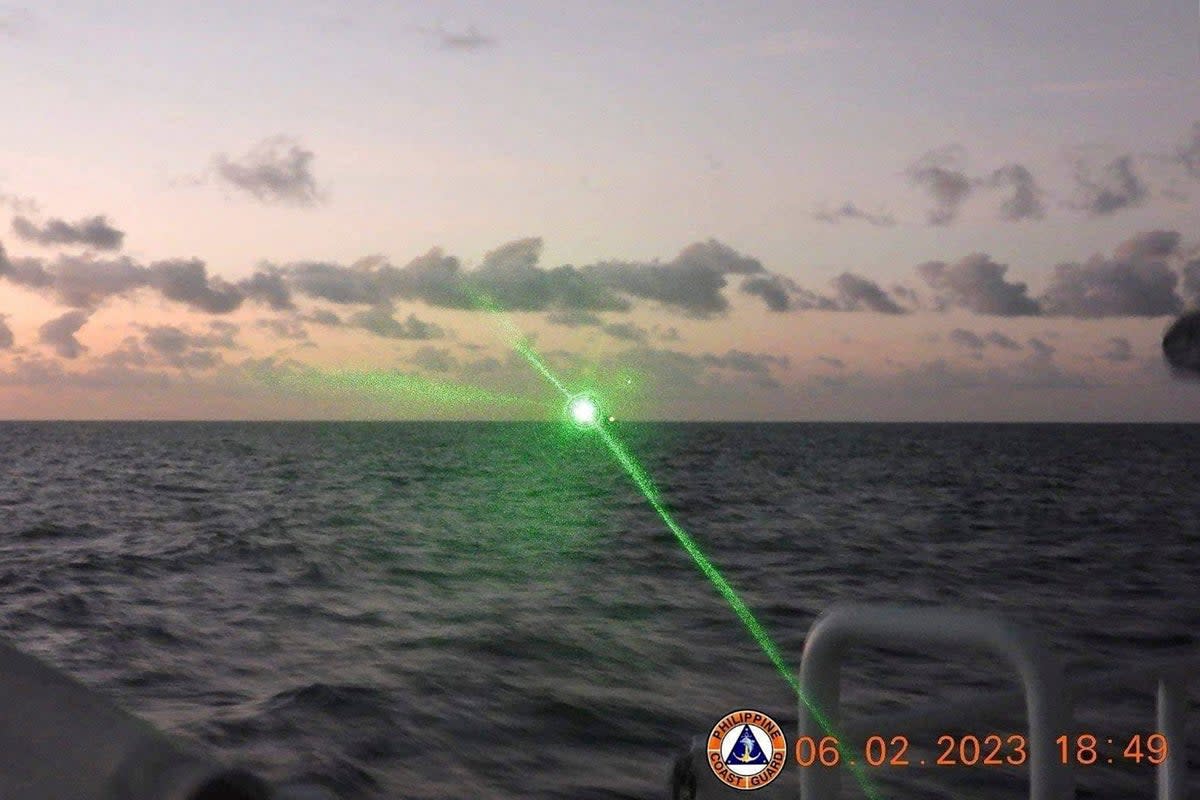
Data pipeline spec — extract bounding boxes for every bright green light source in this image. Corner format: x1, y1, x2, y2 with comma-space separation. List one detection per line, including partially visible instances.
464, 282, 881, 799
568, 395, 600, 427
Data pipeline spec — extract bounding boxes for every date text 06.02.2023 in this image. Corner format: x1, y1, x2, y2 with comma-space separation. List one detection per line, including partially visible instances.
794, 734, 1168, 768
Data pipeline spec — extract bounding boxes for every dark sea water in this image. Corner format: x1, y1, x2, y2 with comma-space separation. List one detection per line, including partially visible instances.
0, 422, 1196, 799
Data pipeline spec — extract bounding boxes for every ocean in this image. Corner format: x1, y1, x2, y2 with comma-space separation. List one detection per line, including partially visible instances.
0, 421, 1196, 799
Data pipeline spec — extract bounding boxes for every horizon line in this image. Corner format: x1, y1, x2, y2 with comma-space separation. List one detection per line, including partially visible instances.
1, 418, 1198, 425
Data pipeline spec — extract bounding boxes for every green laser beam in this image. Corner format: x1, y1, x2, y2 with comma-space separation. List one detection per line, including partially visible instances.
592, 427, 887, 797
472, 299, 882, 799
464, 286, 573, 398
252, 364, 538, 412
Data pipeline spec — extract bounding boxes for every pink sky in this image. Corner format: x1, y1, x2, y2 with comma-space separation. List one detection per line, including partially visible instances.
1, 2, 1199, 420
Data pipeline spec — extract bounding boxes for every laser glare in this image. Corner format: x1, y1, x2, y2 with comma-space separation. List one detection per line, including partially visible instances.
458, 280, 880, 798
568, 395, 600, 427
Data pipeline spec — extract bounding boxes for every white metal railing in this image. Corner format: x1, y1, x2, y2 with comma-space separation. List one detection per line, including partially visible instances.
800, 603, 1195, 800
672, 603, 1195, 800
799, 604, 1072, 800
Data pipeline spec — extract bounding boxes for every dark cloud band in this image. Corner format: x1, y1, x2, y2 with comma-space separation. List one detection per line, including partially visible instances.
12, 215, 125, 250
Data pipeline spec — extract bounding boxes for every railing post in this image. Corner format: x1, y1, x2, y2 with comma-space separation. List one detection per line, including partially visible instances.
798, 603, 1074, 800
1157, 676, 1187, 800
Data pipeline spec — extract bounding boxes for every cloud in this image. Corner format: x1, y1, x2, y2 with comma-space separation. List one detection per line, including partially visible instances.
653, 325, 681, 342
831, 272, 906, 313
700, 349, 790, 374
100, 336, 150, 368
948, 329, 1024, 357
863, 339, 1093, 398
142, 326, 196, 357
288, 260, 380, 305
546, 309, 603, 327
0, 356, 172, 393
473, 237, 629, 312
0, 250, 249, 314
890, 284, 920, 309
1114, 229, 1181, 262
12, 215, 125, 250
283, 238, 809, 317
885, 354, 1094, 394
0, 250, 50, 289
812, 202, 896, 227
908, 146, 973, 225
698, 349, 789, 388
948, 328, 986, 352
918, 254, 1041, 316
612, 347, 789, 392
907, 150, 1044, 223
435, 25, 495, 50
1181, 256, 1200, 306
740, 272, 907, 314
29, 254, 146, 308
40, 255, 145, 309
374, 248, 476, 308
987, 164, 1045, 221
582, 239, 765, 317
1100, 337, 1133, 363
202, 320, 239, 347
480, 237, 541, 272
12, 228, 1200, 379
288, 242, 628, 313
0, 314, 12, 349
213, 136, 322, 206
740, 274, 802, 312
140, 323, 238, 369
1027, 337, 1056, 360
601, 321, 648, 342
304, 309, 342, 326
4, 257, 243, 315
1175, 122, 1200, 179
1162, 310, 1200, 377
410, 346, 456, 372
914, 231, 1193, 320
1039, 231, 1182, 317
984, 331, 1022, 350
0, 191, 37, 214
348, 307, 443, 339
240, 266, 294, 310
38, 310, 90, 359
148, 259, 244, 313
617, 347, 706, 389
1071, 155, 1148, 216
459, 354, 503, 378
256, 318, 309, 341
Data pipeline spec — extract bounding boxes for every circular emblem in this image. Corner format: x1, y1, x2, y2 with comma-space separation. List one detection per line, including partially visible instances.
707, 709, 787, 790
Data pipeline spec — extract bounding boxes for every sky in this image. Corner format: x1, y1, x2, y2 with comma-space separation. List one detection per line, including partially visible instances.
1, 0, 1199, 420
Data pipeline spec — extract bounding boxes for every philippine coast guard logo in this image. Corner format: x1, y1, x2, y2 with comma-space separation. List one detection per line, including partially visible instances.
707, 709, 787, 790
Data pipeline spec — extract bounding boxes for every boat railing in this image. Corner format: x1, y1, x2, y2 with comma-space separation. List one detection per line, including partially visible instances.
673, 602, 1196, 800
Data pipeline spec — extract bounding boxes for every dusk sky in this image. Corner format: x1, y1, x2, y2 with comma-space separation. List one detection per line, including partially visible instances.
1, 1, 1199, 420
